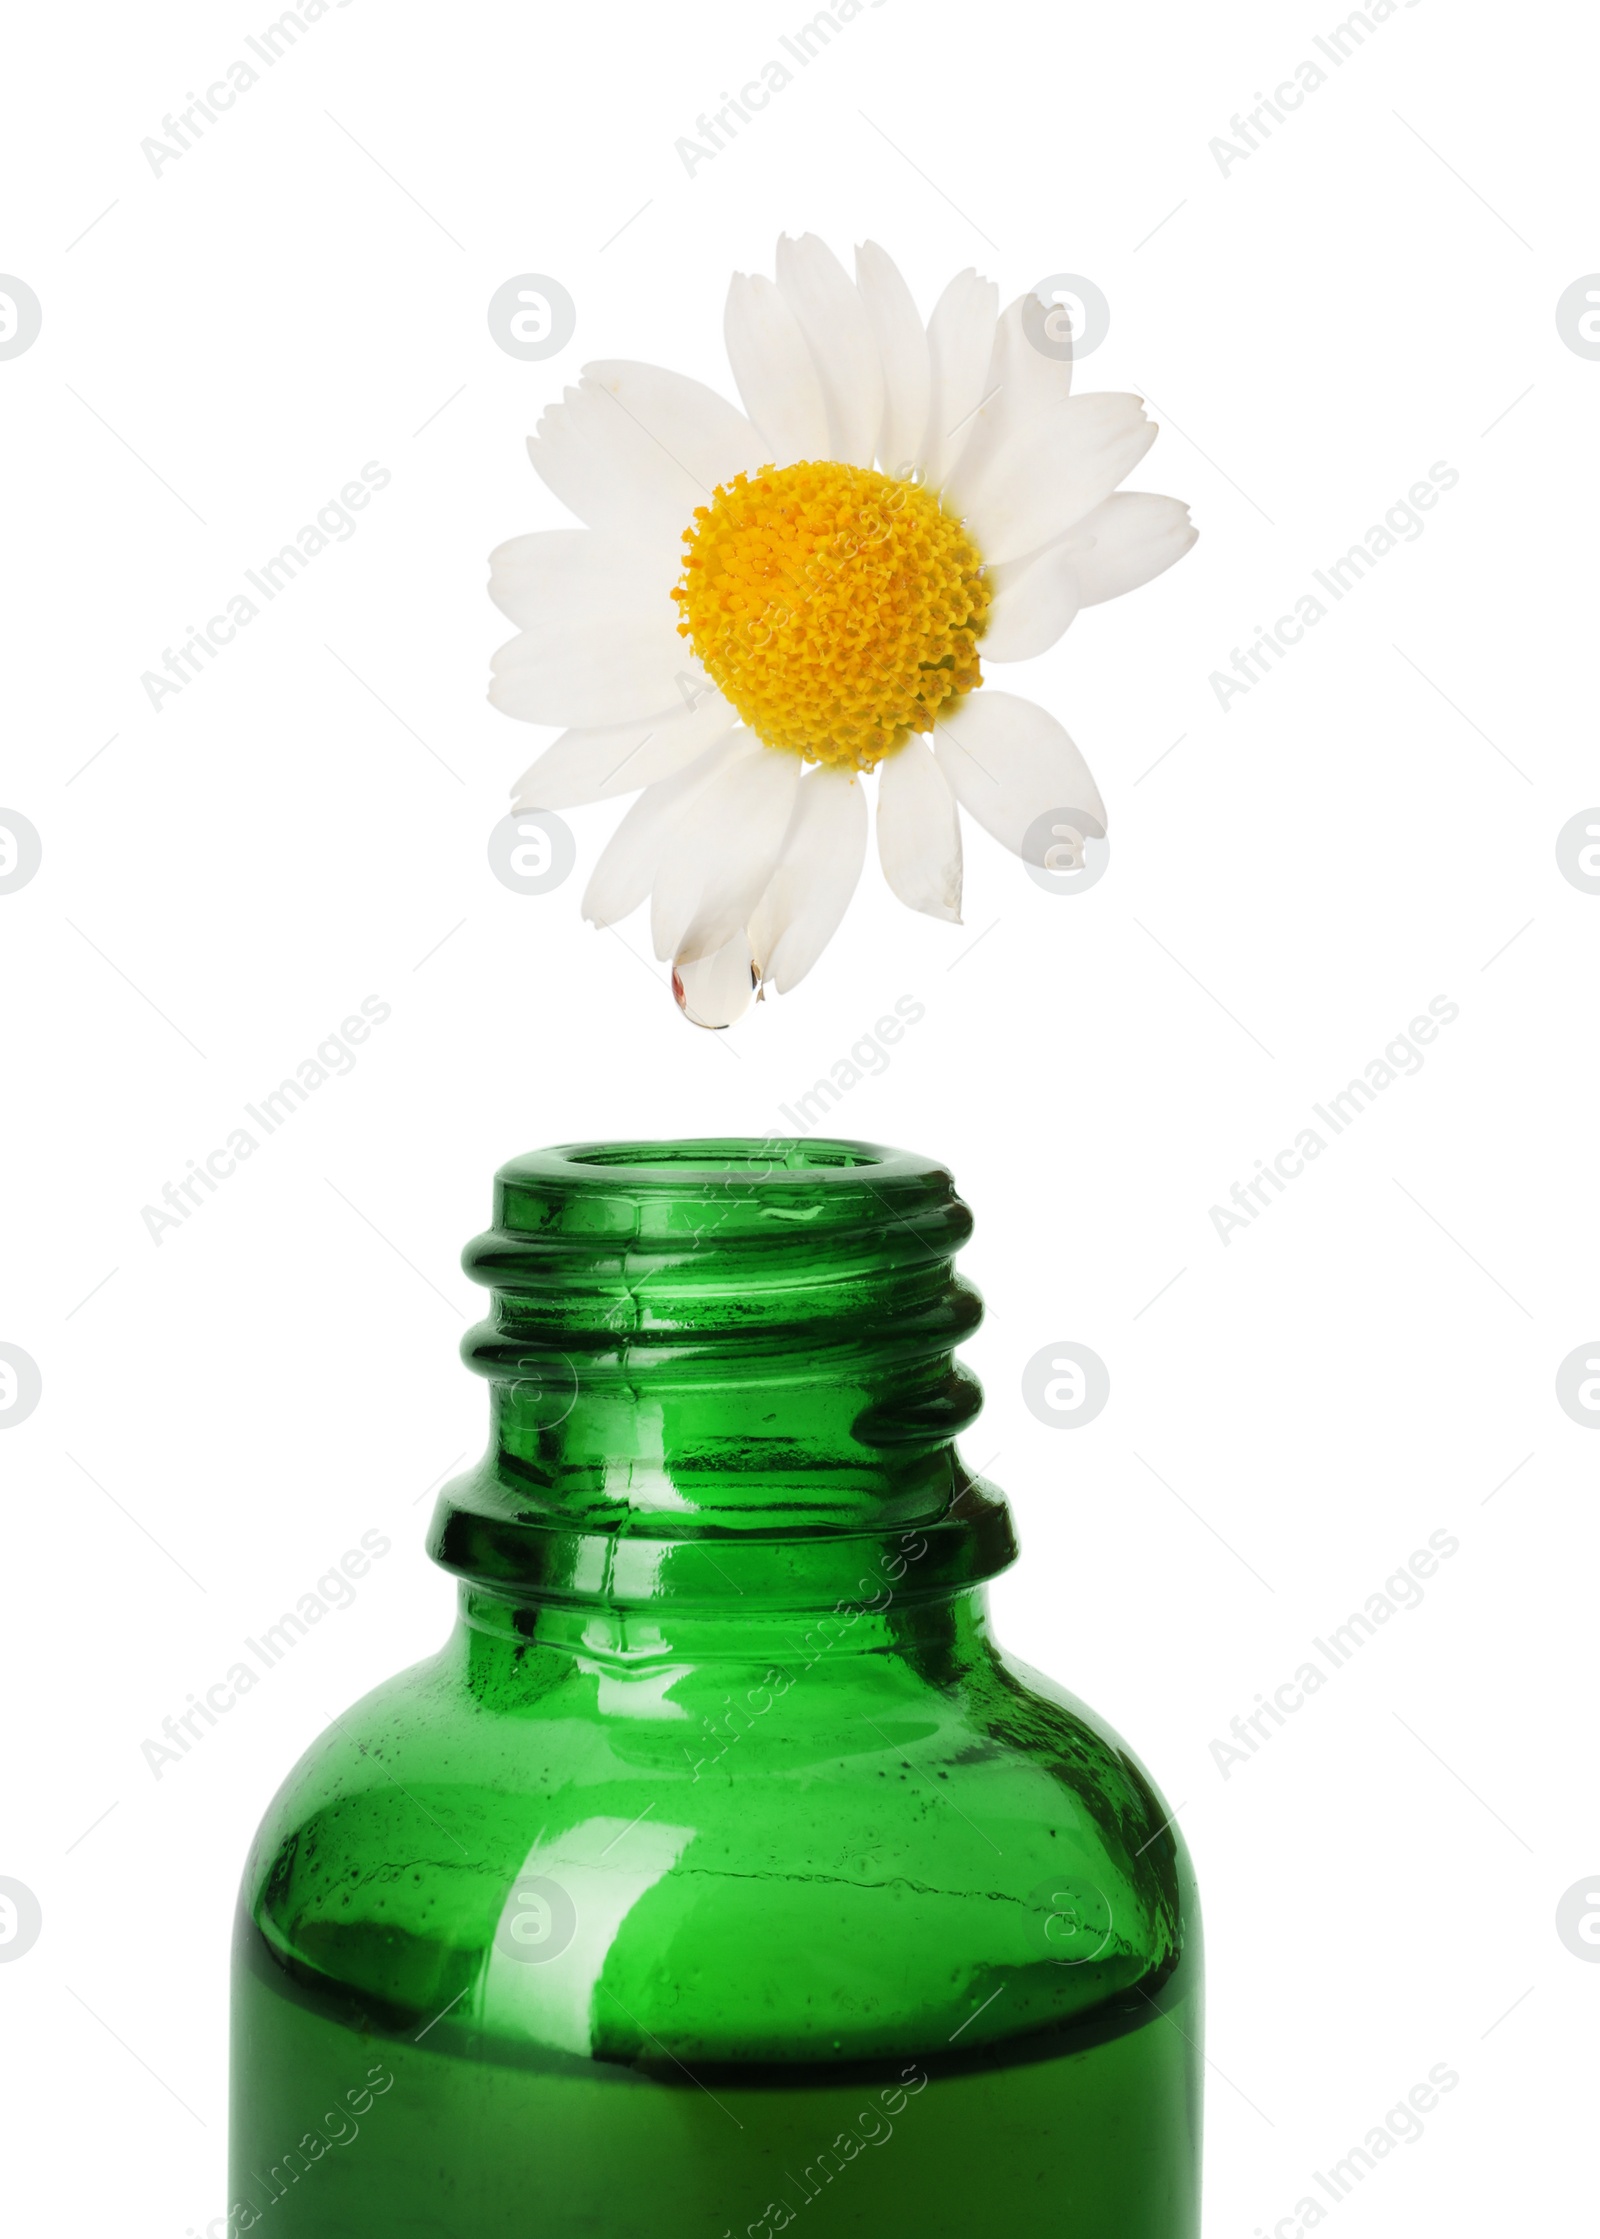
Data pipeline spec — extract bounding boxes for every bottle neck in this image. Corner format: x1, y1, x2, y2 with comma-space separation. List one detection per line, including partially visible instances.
456, 1579, 998, 1673
452, 1584, 1002, 1767
426, 1141, 1017, 1617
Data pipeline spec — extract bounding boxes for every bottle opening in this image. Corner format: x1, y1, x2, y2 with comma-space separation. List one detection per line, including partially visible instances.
560, 1138, 891, 1175
490, 1139, 958, 1248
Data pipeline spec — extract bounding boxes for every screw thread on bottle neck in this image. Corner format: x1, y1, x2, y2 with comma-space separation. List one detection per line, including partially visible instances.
427, 1140, 1017, 1613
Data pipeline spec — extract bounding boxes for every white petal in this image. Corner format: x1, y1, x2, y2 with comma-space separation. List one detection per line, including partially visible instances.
934, 692, 1105, 864
1061, 491, 1198, 606
876, 735, 962, 923
489, 589, 701, 730
582, 734, 749, 927
724, 273, 828, 466
674, 931, 757, 1029
748, 765, 867, 993
651, 745, 800, 964
920, 269, 999, 488
854, 242, 930, 479
943, 293, 1073, 508
982, 493, 1197, 662
511, 696, 739, 809
528, 362, 765, 541
774, 234, 882, 468
981, 540, 1087, 662
486, 529, 671, 632
961, 394, 1157, 567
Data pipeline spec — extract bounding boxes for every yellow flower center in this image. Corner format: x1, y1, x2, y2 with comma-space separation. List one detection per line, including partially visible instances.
671, 461, 989, 770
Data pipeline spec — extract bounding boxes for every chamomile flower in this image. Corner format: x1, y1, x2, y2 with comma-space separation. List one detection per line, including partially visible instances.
489, 235, 1194, 1025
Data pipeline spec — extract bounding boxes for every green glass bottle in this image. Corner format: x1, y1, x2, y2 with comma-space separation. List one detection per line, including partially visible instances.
230, 1139, 1201, 2237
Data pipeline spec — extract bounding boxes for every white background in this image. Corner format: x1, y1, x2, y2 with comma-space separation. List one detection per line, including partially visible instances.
2, 0, 1596, 2231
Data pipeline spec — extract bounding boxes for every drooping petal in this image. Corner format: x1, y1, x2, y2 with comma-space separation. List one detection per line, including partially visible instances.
774, 234, 883, 468
486, 529, 671, 631
960, 394, 1158, 567
724, 273, 829, 466
581, 734, 750, 928
674, 931, 758, 1029
934, 692, 1105, 863
511, 695, 739, 809
855, 241, 930, 480
943, 292, 1074, 507
876, 735, 962, 923
527, 362, 766, 541
982, 493, 1197, 661
748, 764, 867, 993
919, 269, 999, 488
651, 744, 801, 964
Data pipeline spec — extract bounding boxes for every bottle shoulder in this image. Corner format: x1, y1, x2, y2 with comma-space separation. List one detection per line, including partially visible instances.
239, 1629, 1196, 2068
